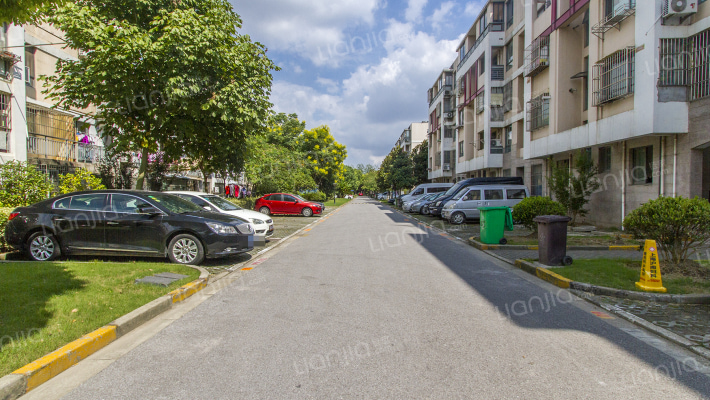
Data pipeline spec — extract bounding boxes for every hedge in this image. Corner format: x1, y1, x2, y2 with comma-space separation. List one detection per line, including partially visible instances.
0, 207, 15, 253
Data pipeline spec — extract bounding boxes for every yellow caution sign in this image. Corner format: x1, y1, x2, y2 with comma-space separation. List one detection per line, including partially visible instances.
635, 240, 667, 293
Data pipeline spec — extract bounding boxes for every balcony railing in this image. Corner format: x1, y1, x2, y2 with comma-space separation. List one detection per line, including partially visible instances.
429, 84, 453, 106
491, 106, 505, 122
491, 65, 505, 81
592, 47, 635, 106
525, 36, 550, 77
27, 135, 105, 164
460, 25, 492, 67
591, 0, 636, 39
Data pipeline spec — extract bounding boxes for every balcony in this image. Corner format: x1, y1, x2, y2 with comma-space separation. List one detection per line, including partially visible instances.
429, 85, 453, 106
490, 139, 504, 154
524, 36, 550, 77
460, 25, 493, 67
491, 65, 504, 81
591, 0, 636, 40
592, 47, 635, 106
27, 135, 105, 164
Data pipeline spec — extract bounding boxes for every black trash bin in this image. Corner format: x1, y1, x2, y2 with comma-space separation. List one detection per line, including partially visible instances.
533, 215, 573, 266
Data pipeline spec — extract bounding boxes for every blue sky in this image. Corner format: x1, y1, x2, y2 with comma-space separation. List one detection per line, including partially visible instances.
229, 0, 486, 166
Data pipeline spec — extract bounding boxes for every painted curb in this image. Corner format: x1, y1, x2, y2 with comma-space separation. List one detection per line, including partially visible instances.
468, 238, 641, 252
0, 274, 211, 399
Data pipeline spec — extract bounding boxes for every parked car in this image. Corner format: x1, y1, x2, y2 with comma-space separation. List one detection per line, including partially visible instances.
255, 193, 323, 217
429, 177, 524, 217
441, 184, 529, 224
409, 192, 445, 214
402, 192, 438, 212
399, 183, 453, 205
167, 191, 274, 237
4, 190, 254, 265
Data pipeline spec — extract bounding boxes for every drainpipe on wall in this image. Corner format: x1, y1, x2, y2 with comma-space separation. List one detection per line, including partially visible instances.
660, 137, 665, 197
621, 141, 626, 230
673, 135, 678, 197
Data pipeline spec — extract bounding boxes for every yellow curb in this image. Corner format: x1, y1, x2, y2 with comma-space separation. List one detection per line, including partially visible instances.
527, 245, 539, 250
609, 245, 642, 251
169, 279, 208, 303
12, 326, 117, 392
535, 267, 572, 289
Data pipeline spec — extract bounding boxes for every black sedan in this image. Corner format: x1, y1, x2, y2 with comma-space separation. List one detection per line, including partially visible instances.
4, 190, 254, 265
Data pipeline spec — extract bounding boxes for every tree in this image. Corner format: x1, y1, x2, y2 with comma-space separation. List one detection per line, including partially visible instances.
384, 147, 415, 195
411, 140, 429, 185
300, 125, 347, 196
46, 0, 277, 190
0, 0, 62, 24
0, 161, 54, 207
58, 168, 106, 194
547, 151, 600, 224
337, 165, 363, 195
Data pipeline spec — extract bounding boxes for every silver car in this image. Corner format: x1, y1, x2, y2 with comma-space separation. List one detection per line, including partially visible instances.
409, 192, 444, 214
403, 192, 438, 212
441, 185, 529, 225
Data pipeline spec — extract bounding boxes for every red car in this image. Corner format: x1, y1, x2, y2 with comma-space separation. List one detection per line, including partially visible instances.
255, 193, 323, 217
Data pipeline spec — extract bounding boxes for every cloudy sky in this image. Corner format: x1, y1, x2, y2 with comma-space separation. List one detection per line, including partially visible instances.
229, 0, 486, 166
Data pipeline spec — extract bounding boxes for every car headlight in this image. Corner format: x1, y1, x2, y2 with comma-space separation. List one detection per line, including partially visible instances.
236, 223, 254, 235
250, 218, 264, 225
206, 222, 237, 234
444, 203, 454, 209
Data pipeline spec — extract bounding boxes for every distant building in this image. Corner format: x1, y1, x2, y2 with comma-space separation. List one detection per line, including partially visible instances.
394, 122, 427, 154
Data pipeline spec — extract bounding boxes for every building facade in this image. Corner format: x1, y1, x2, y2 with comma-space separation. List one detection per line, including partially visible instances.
395, 122, 428, 154
428, 0, 710, 227
1, 22, 104, 183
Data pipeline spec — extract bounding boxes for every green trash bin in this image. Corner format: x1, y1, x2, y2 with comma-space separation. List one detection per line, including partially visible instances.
479, 206, 514, 245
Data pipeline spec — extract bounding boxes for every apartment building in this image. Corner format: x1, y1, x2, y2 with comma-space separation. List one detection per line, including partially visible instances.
0, 22, 103, 183
427, 0, 710, 227
448, 0, 541, 185
523, 0, 710, 227
426, 69, 456, 182
394, 122, 427, 154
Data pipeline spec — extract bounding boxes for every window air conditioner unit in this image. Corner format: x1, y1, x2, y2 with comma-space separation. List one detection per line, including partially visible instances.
444, 89, 452, 96
443, 164, 451, 171
446, 112, 454, 119
664, 0, 698, 16
492, 139, 503, 147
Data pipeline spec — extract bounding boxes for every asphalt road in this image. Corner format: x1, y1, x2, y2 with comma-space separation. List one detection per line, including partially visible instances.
28, 197, 710, 399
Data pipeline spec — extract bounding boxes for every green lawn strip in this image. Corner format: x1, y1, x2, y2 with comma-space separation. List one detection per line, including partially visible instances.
551, 259, 710, 295
325, 198, 352, 208
0, 261, 199, 377
472, 235, 641, 247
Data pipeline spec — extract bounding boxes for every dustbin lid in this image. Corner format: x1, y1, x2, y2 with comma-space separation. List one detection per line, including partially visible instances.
478, 206, 511, 211
533, 215, 571, 223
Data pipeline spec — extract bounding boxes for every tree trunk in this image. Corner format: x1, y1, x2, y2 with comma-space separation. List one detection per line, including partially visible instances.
135, 147, 149, 190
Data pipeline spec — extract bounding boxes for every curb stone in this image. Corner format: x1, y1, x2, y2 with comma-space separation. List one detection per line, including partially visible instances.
468, 237, 641, 252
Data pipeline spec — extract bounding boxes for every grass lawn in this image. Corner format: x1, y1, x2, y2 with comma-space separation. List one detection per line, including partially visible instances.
552, 259, 710, 295
472, 235, 642, 247
0, 261, 199, 377
325, 197, 352, 208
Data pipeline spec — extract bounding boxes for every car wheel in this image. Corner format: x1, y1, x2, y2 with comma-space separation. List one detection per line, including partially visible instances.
27, 232, 61, 261
421, 206, 430, 215
168, 234, 204, 265
450, 212, 465, 225
259, 206, 271, 216
301, 207, 313, 217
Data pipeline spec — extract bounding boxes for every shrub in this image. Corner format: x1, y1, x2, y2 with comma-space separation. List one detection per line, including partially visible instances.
623, 196, 710, 265
228, 197, 256, 210
0, 207, 14, 252
301, 191, 326, 202
59, 168, 106, 194
0, 160, 54, 208
512, 196, 566, 231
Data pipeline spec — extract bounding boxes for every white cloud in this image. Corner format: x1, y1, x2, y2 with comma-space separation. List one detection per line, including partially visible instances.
231, 0, 381, 67
464, 1, 485, 17
404, 0, 428, 23
430, 2, 455, 32
269, 20, 461, 165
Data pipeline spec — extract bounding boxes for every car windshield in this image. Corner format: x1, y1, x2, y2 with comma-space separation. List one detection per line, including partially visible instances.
295, 195, 312, 202
204, 195, 242, 211
443, 182, 464, 197
452, 189, 468, 201
146, 193, 204, 214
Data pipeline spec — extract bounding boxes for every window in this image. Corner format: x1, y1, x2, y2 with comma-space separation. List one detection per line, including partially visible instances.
0, 91, 9, 152
462, 190, 481, 201
459, 45, 466, 62
111, 194, 153, 213
458, 141, 464, 158
503, 81, 513, 112
476, 91, 485, 114
506, 188, 527, 199
484, 189, 504, 200
526, 93, 550, 131
506, 41, 514, 71
502, 169, 512, 177
478, 131, 485, 151
504, 125, 512, 153
583, 10, 589, 48
0, 57, 12, 80
69, 194, 108, 211
531, 164, 543, 196
444, 150, 452, 165
506, 0, 514, 29
282, 195, 297, 202
658, 29, 710, 101
592, 47, 635, 106
630, 146, 653, 185
524, 36, 550, 77
27, 106, 75, 139
536, 0, 547, 17
583, 57, 589, 111
24, 47, 35, 87
479, 10, 487, 34
444, 127, 453, 138
267, 194, 282, 201
479, 54, 485, 75
492, 2, 505, 30
689, 29, 710, 101
599, 146, 612, 173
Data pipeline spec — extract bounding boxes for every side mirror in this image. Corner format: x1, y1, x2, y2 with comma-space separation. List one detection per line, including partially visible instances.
138, 206, 162, 215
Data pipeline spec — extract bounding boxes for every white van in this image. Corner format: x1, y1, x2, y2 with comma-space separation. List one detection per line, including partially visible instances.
400, 183, 453, 204
441, 184, 529, 225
